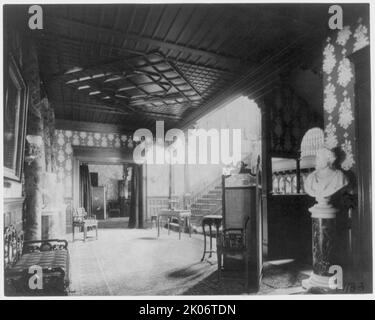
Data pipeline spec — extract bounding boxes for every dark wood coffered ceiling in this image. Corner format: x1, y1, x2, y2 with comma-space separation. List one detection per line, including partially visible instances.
6, 3, 368, 130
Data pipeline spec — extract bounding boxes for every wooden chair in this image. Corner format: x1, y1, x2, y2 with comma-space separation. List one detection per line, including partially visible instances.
217, 173, 256, 292
72, 207, 98, 242
217, 216, 250, 291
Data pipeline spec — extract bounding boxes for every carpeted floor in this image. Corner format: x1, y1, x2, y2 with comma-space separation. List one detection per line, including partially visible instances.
98, 217, 130, 229
68, 228, 310, 296
69, 228, 219, 295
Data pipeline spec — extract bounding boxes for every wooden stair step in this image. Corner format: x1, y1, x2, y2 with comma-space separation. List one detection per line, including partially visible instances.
197, 198, 221, 202
193, 202, 217, 207
191, 209, 211, 214
191, 208, 211, 212
202, 195, 218, 199
208, 192, 221, 195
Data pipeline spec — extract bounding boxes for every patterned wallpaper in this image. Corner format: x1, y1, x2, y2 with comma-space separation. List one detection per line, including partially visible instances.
322, 17, 369, 171
88, 164, 124, 200
54, 129, 136, 197
268, 84, 323, 156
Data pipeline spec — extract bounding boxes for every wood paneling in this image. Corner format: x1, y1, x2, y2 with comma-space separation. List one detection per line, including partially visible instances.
147, 196, 180, 219
351, 46, 372, 292
267, 195, 314, 264
20, 3, 357, 128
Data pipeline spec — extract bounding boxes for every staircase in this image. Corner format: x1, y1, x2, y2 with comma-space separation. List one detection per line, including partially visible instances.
166, 178, 223, 234
168, 156, 256, 234
189, 181, 223, 233
188, 153, 255, 233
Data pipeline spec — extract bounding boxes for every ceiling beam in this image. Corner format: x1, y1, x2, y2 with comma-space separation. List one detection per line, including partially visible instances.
48, 59, 159, 83
137, 110, 182, 120
177, 62, 279, 129
51, 55, 199, 110
45, 16, 242, 70
53, 101, 129, 114
129, 93, 191, 106
33, 32, 236, 79
61, 76, 139, 113
55, 119, 138, 133
54, 101, 182, 121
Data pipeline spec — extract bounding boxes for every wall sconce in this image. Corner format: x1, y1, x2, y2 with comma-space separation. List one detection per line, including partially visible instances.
25, 135, 43, 165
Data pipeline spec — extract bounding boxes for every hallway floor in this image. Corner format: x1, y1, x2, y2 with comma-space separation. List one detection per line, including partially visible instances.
97, 217, 130, 229
69, 228, 310, 296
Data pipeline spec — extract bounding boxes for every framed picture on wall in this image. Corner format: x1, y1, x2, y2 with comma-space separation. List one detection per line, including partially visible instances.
3, 54, 28, 181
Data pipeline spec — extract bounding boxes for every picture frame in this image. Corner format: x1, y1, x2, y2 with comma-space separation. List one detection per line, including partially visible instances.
3, 54, 29, 181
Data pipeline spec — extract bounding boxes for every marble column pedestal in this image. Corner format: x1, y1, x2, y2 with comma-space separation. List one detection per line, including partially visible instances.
302, 202, 338, 291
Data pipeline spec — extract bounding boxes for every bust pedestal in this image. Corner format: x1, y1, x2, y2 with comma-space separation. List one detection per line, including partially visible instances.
302, 148, 348, 292
302, 201, 338, 291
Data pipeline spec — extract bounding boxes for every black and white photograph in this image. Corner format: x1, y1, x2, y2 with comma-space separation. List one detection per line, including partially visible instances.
1, 1, 373, 301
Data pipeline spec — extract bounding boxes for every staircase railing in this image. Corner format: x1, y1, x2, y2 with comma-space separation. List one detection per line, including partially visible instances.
188, 175, 223, 211
187, 153, 255, 213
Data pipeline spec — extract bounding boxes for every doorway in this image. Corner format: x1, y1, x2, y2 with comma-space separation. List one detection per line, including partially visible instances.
258, 88, 323, 292
87, 163, 132, 219
70, 146, 147, 231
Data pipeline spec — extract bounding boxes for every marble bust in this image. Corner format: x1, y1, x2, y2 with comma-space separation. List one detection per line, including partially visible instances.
304, 148, 348, 204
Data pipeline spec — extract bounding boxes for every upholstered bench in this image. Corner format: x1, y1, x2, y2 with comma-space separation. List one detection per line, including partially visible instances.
4, 225, 70, 296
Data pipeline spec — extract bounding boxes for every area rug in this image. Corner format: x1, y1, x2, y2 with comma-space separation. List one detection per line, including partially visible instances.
69, 228, 310, 296
261, 261, 310, 289
69, 228, 219, 296
98, 218, 129, 229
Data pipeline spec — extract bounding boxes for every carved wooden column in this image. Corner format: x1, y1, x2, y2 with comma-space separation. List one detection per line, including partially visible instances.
23, 39, 45, 241
41, 98, 56, 172
258, 98, 272, 259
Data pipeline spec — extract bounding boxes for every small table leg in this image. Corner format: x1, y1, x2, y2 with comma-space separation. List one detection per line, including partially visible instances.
201, 222, 207, 262
157, 217, 160, 237
83, 225, 87, 242
189, 217, 191, 237
216, 222, 220, 271
209, 224, 213, 258
179, 218, 181, 240
215, 223, 220, 241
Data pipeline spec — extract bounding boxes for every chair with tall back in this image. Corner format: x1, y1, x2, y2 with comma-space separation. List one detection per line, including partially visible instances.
217, 172, 257, 292
72, 207, 98, 242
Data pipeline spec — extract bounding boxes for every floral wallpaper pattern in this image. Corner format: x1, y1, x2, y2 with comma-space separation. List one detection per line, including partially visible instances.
322, 17, 369, 171
54, 129, 136, 197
